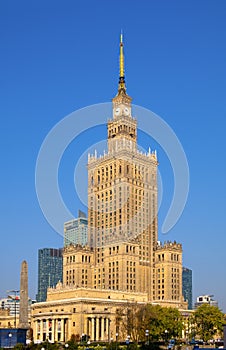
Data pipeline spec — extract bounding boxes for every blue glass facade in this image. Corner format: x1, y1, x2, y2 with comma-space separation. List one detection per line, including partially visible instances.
36, 248, 63, 302
182, 267, 193, 309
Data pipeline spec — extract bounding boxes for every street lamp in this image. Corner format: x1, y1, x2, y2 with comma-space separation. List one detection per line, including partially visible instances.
185, 330, 189, 344
165, 330, 168, 344
116, 333, 118, 350
8, 332, 12, 348
65, 344, 69, 349
145, 329, 149, 346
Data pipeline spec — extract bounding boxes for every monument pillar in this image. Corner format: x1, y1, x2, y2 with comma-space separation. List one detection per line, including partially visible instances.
18, 260, 29, 329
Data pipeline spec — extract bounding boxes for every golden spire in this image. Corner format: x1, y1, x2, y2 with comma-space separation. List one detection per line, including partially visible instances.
118, 31, 126, 93
119, 32, 124, 78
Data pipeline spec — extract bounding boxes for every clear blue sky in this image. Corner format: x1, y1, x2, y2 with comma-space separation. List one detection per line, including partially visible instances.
1, 1, 226, 312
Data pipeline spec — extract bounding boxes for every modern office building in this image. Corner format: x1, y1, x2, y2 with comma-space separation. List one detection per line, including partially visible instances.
182, 267, 192, 309
64, 210, 88, 247
36, 248, 63, 302
194, 294, 218, 309
31, 35, 187, 344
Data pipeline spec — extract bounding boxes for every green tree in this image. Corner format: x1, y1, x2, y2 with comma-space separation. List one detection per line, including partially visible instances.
193, 304, 224, 342
115, 303, 183, 343
146, 305, 183, 341
143, 304, 163, 341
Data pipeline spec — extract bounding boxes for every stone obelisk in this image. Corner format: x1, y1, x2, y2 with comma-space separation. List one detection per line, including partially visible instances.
18, 260, 29, 329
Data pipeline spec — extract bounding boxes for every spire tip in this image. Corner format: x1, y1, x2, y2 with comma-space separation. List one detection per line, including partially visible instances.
120, 30, 123, 44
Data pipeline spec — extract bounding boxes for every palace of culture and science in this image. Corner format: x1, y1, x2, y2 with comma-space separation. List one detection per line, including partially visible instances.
31, 35, 188, 343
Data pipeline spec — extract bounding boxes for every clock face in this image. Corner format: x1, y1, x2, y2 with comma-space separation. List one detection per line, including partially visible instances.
115, 107, 121, 116
124, 107, 130, 115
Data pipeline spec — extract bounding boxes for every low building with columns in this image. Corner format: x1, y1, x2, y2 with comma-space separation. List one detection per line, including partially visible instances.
31, 284, 148, 343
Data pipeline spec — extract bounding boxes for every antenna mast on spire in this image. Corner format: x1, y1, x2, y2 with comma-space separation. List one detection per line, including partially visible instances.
118, 31, 126, 93
119, 31, 124, 79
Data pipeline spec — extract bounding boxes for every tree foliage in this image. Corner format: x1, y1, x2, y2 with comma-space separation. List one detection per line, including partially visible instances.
116, 303, 183, 342
147, 305, 183, 340
193, 304, 224, 342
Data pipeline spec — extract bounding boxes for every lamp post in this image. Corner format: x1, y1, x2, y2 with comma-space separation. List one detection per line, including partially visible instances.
116, 333, 118, 350
165, 330, 168, 347
185, 330, 188, 344
65, 344, 69, 350
145, 330, 149, 346
8, 332, 12, 348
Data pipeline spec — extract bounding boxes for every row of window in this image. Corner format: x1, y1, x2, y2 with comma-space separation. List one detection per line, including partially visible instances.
66, 255, 91, 264
94, 178, 145, 190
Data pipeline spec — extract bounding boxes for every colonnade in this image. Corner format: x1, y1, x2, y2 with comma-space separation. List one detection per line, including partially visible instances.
86, 316, 110, 342
34, 317, 69, 343
33, 316, 111, 343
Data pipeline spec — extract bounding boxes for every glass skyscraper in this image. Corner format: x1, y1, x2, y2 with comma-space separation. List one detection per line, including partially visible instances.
36, 248, 63, 302
182, 267, 192, 309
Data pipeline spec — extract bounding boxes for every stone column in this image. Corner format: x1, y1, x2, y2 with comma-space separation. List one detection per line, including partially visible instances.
34, 321, 37, 342
52, 319, 55, 342
96, 317, 99, 341
101, 318, 105, 341
91, 318, 95, 341
60, 319, 64, 342
40, 320, 43, 342
57, 319, 60, 342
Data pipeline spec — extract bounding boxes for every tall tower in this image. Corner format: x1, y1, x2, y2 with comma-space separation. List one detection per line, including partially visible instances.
18, 260, 29, 329
87, 34, 158, 299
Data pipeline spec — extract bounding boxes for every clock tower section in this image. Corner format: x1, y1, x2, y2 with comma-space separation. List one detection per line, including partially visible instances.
108, 34, 137, 153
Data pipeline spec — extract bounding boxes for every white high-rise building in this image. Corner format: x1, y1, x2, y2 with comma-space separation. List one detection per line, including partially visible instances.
64, 210, 88, 247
